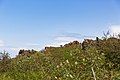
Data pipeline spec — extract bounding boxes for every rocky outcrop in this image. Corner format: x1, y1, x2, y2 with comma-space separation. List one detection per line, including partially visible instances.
64, 41, 81, 47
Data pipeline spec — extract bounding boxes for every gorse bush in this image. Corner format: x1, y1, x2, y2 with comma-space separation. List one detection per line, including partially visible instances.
0, 37, 120, 80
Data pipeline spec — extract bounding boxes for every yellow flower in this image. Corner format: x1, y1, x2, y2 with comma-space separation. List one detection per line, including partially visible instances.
55, 76, 57, 79
75, 61, 78, 65
83, 58, 85, 61
57, 65, 59, 68
66, 60, 69, 63
60, 63, 63, 66
70, 53, 72, 56
69, 74, 73, 78
66, 74, 69, 77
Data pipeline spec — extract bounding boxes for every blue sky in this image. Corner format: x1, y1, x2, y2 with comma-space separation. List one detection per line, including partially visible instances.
0, 0, 120, 57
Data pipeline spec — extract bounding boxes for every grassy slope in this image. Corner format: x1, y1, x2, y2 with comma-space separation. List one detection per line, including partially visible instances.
0, 46, 120, 80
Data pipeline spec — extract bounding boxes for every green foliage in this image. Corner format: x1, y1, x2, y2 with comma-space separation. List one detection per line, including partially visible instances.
0, 36, 120, 79
97, 37, 120, 70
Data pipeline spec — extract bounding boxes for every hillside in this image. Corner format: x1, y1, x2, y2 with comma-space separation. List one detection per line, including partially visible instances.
0, 36, 120, 80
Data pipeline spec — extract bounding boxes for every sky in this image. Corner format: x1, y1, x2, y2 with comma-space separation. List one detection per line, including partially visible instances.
0, 0, 120, 57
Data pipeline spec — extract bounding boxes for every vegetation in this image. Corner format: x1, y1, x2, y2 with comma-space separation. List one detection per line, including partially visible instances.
0, 34, 120, 80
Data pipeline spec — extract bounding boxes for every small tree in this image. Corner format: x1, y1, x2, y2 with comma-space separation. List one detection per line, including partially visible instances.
0, 51, 10, 72
0, 50, 9, 61
102, 31, 110, 39
117, 33, 120, 39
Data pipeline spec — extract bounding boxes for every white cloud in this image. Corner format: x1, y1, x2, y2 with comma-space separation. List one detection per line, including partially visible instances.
110, 25, 120, 34
10, 47, 41, 52
49, 34, 82, 47
0, 40, 4, 47
50, 32, 96, 47
55, 36, 81, 42
10, 47, 24, 52
0, 46, 42, 58
55, 32, 96, 42
45, 41, 70, 47
58, 42, 69, 45
45, 44, 60, 47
